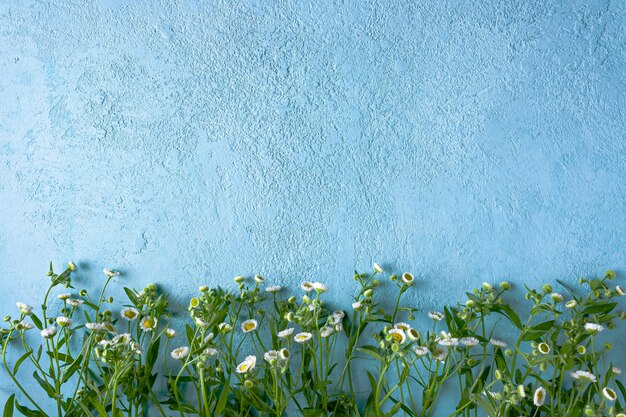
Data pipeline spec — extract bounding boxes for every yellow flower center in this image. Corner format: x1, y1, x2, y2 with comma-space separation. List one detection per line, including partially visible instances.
124, 311, 137, 319
244, 323, 255, 331
240, 363, 249, 372
144, 319, 153, 328
391, 333, 403, 342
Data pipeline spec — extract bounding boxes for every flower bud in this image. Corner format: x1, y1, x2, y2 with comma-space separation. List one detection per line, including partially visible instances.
79, 289, 88, 297
244, 380, 253, 388
3, 316, 10, 322
287, 296, 296, 303
482, 282, 493, 291
565, 300, 577, 309
254, 274, 264, 284
616, 285, 625, 296
576, 345, 586, 355
199, 285, 208, 292
234, 275, 245, 284
499, 281, 511, 290
67, 261, 77, 271
542, 284, 552, 293
465, 300, 476, 308
606, 270, 616, 280
495, 370, 502, 380
364, 289, 374, 298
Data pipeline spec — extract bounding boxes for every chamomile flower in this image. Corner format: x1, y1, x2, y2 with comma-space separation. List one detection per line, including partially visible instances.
294, 332, 313, 343
320, 326, 334, 338
538, 342, 551, 354
16, 302, 33, 316
437, 337, 458, 347
57, 294, 71, 300
612, 366, 622, 375
56, 316, 73, 327
195, 318, 209, 328
19, 321, 33, 330
312, 282, 328, 293
140, 316, 157, 332
204, 333, 215, 343
565, 300, 577, 308
236, 355, 256, 373
373, 263, 384, 273
401, 272, 415, 285
67, 299, 83, 307
333, 310, 345, 320
264, 350, 278, 363
254, 274, 265, 284
121, 307, 139, 321
278, 328, 294, 338
490, 338, 507, 348
387, 328, 407, 344
241, 319, 258, 333
533, 386, 546, 406
428, 311, 444, 321
165, 328, 176, 338
603, 387, 617, 401
85, 322, 106, 332
584, 323, 604, 333
41, 327, 57, 339
460, 337, 479, 347
571, 370, 597, 382
301, 282, 314, 292
112, 333, 131, 345
204, 347, 218, 356
432, 348, 447, 362
103, 269, 120, 277
352, 301, 363, 310
413, 346, 428, 356
171, 346, 190, 360
219, 323, 232, 332
266, 286, 282, 293
550, 293, 563, 303
407, 328, 420, 341
616, 285, 625, 296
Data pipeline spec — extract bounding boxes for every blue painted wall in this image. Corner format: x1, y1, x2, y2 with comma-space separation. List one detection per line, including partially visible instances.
1, 0, 625, 413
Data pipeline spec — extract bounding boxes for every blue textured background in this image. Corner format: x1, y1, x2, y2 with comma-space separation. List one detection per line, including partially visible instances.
1, 0, 626, 413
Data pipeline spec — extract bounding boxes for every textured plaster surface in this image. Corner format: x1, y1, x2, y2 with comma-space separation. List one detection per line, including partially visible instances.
1, 0, 626, 412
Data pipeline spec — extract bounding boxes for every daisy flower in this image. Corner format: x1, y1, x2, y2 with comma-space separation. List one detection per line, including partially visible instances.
67, 299, 83, 307
241, 319, 258, 333
394, 322, 411, 332
584, 323, 604, 333
432, 348, 447, 362
538, 342, 550, 354
616, 285, 625, 296
401, 272, 415, 285
85, 322, 106, 332
219, 323, 232, 332
460, 337, 479, 347
112, 333, 131, 345
571, 370, 597, 382
565, 300, 577, 308
294, 332, 313, 343
56, 317, 73, 327
301, 282, 314, 292
279, 348, 290, 360
57, 294, 71, 300
612, 366, 622, 375
171, 346, 190, 360
373, 263, 384, 273
204, 347, 218, 356
550, 292, 563, 302
352, 301, 363, 310
603, 387, 617, 401
333, 310, 345, 320
278, 328, 294, 338
140, 316, 157, 332
533, 386, 546, 406
254, 274, 264, 284
320, 326, 334, 338
264, 350, 278, 363
428, 311, 444, 321
312, 282, 328, 293
19, 321, 33, 330
407, 328, 420, 341
204, 333, 215, 343
121, 307, 140, 321
266, 286, 282, 293
490, 338, 507, 348
103, 269, 120, 277
236, 355, 256, 373
195, 318, 209, 328
387, 328, 406, 344
165, 328, 176, 338
16, 302, 33, 316
413, 346, 428, 356
437, 337, 458, 347
41, 327, 57, 339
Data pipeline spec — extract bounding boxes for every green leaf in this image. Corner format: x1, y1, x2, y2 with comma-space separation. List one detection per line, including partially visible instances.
13, 350, 32, 374
3, 394, 14, 417
32, 370, 56, 398
30, 314, 43, 331
124, 287, 140, 306
582, 302, 617, 315
14, 402, 46, 417
357, 345, 384, 362
214, 382, 230, 415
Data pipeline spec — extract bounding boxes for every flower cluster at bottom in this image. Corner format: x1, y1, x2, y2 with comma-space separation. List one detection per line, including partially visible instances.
1, 263, 626, 417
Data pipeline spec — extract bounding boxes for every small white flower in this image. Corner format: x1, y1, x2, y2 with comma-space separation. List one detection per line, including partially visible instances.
103, 268, 120, 277
278, 328, 294, 338
279, 348, 290, 360
437, 337, 458, 347
571, 370, 597, 382
41, 327, 57, 339
264, 350, 279, 363
301, 282, 314, 292
56, 316, 73, 327
612, 366, 622, 375
236, 355, 256, 373
67, 299, 83, 307
373, 263, 384, 273
517, 385, 526, 398
234, 275, 245, 284
352, 301, 363, 310
294, 332, 313, 343
533, 386, 546, 406
550, 292, 563, 302
165, 328, 176, 338
603, 387, 617, 401
19, 321, 34, 330
460, 337, 479, 347
320, 326, 334, 338
401, 272, 415, 285
112, 333, 131, 345
57, 294, 71, 300
388, 328, 407, 344
538, 342, 551, 354
130, 341, 142, 355
490, 338, 507, 348
85, 322, 106, 332
241, 319, 258, 333
195, 317, 209, 328
204, 347, 218, 356
334, 323, 343, 332
140, 316, 157, 332
254, 274, 264, 284
219, 322, 232, 332
616, 285, 625, 296
16, 302, 33, 316
428, 311, 444, 321
584, 323, 604, 333
407, 328, 420, 341
394, 322, 411, 332
121, 307, 140, 321
171, 346, 190, 360
431, 348, 447, 362
333, 310, 345, 320
204, 333, 215, 343
266, 286, 282, 293
413, 346, 428, 356
565, 300, 577, 308
312, 282, 328, 293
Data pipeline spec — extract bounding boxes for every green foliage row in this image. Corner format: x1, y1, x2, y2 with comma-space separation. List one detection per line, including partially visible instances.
1, 262, 626, 417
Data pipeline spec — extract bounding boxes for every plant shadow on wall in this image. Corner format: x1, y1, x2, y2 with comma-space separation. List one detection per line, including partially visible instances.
1, 264, 626, 417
